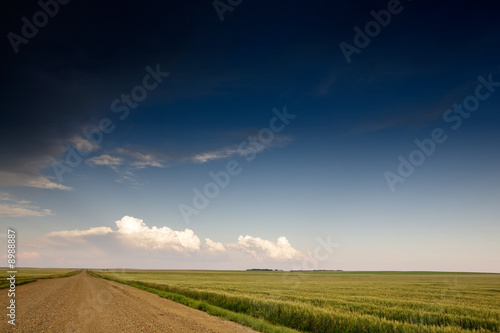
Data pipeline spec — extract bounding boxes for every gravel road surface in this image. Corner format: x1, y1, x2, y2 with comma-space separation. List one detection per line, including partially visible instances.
1, 270, 258, 332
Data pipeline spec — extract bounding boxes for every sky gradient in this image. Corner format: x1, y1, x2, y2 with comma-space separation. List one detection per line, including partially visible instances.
1, 0, 499, 272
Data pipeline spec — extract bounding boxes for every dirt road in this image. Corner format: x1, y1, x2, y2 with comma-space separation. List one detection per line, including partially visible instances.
1, 270, 257, 332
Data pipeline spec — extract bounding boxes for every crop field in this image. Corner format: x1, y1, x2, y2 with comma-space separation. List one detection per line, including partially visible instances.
0, 268, 81, 288
91, 270, 500, 332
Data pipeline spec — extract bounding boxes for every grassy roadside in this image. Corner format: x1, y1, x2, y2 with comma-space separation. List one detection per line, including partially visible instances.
88, 270, 301, 333
0, 269, 82, 289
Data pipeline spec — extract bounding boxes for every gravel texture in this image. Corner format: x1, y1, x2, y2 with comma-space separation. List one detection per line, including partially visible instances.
1, 270, 258, 332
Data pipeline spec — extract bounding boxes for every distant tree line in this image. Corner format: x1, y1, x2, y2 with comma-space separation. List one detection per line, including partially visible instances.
290, 270, 343, 272
246, 269, 344, 272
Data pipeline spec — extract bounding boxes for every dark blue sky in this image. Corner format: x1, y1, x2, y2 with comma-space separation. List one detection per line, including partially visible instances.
1, 0, 499, 271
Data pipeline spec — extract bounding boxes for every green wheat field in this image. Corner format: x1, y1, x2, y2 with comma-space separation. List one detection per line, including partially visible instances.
91, 270, 500, 333
0, 268, 81, 289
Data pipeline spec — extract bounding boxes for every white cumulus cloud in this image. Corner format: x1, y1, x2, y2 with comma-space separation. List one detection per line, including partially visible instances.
234, 235, 305, 260
116, 216, 200, 251
205, 238, 226, 252
35, 216, 305, 264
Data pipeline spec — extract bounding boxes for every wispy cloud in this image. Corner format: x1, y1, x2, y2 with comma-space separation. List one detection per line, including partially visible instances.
116, 148, 165, 169
0, 171, 72, 191
86, 148, 165, 185
86, 154, 124, 167
47, 227, 113, 238
0, 132, 101, 191
0, 192, 55, 217
68, 135, 99, 153
190, 146, 246, 163
86, 154, 126, 179
0, 204, 54, 217
188, 134, 293, 164
86, 133, 291, 185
